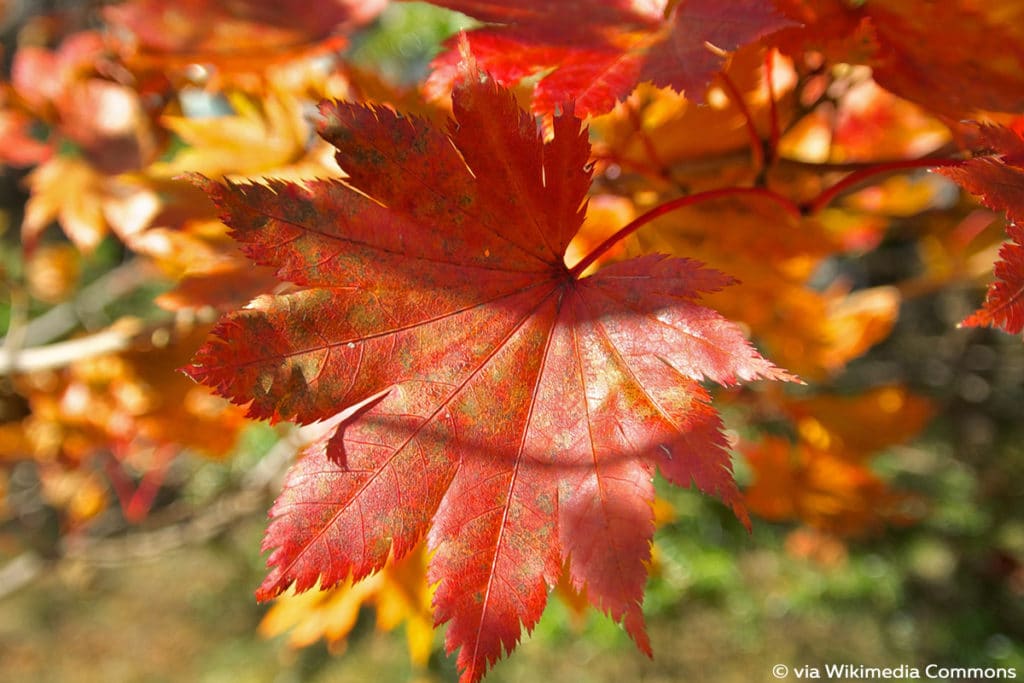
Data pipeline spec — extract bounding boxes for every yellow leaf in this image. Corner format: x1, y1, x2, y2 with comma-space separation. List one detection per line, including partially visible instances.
260, 545, 435, 667
22, 157, 106, 252
153, 89, 313, 178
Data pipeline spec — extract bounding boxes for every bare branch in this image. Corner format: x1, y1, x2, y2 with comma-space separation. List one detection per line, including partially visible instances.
0, 423, 322, 596
0, 259, 159, 349
0, 320, 144, 375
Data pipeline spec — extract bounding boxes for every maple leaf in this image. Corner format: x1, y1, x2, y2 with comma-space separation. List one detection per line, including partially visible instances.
938, 123, 1024, 227
260, 544, 435, 665
185, 56, 791, 682
741, 385, 931, 536
11, 32, 159, 175
958, 223, 1024, 335
742, 436, 919, 537
590, 45, 798, 174
16, 325, 247, 463
21, 156, 111, 253
937, 123, 1024, 335
152, 90, 312, 178
779, 386, 933, 459
20, 156, 167, 253
425, 0, 795, 116
105, 0, 386, 76
620, 196, 899, 378
772, 0, 1024, 118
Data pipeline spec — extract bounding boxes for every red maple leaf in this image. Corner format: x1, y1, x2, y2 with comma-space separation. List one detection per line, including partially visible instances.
772, 0, 1024, 118
959, 223, 1024, 335
426, 0, 795, 116
938, 123, 1024, 226
185, 56, 792, 681
105, 0, 384, 55
938, 123, 1024, 335
103, 0, 386, 82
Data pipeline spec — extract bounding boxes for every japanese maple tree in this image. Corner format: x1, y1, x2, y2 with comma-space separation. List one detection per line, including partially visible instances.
2, 0, 1024, 680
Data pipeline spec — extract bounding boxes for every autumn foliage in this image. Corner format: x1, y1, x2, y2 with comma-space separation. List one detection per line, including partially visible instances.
1, 1, 1022, 681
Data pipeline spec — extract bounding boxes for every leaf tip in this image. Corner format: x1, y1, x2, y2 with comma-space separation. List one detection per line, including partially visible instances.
176, 361, 202, 384
453, 32, 489, 91
255, 557, 296, 603
735, 503, 753, 534
180, 171, 217, 192
315, 98, 347, 134
455, 32, 475, 69
254, 584, 278, 604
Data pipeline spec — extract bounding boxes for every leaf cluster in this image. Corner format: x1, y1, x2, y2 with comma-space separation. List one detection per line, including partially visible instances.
0, 2, 1021, 681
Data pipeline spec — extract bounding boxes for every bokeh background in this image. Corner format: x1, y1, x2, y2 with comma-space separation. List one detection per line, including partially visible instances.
1, 2, 1023, 681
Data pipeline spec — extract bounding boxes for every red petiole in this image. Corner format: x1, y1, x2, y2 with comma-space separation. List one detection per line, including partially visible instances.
570, 155, 967, 279
568, 186, 800, 277
802, 156, 965, 214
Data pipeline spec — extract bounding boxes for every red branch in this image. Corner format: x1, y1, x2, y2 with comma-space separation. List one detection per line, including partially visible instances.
570, 154, 970, 278
569, 186, 801, 277
802, 156, 965, 214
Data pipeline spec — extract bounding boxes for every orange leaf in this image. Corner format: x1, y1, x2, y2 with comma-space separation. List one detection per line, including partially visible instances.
743, 436, 917, 536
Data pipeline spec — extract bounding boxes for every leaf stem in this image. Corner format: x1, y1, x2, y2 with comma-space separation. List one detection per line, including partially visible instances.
572, 153, 968, 278
718, 72, 764, 172
590, 152, 680, 192
569, 186, 801, 278
802, 156, 964, 214
765, 49, 780, 166
624, 100, 670, 182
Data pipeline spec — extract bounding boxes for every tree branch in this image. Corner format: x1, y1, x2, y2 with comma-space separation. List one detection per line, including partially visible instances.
802, 156, 966, 214
0, 423, 326, 598
0, 259, 158, 349
0, 320, 145, 375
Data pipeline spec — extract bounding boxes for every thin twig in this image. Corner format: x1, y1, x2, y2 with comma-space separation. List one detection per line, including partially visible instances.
718, 71, 764, 172
0, 423, 319, 598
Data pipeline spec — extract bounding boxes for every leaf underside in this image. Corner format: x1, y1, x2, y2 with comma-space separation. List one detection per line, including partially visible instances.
938, 123, 1024, 335
186, 56, 791, 682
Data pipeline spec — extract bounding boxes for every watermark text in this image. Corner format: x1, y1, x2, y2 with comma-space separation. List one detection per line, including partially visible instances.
771, 663, 1017, 680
